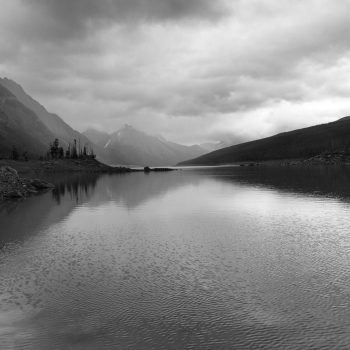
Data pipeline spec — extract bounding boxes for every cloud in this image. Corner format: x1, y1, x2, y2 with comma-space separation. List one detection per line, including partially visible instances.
1, 0, 350, 144
20, 0, 230, 42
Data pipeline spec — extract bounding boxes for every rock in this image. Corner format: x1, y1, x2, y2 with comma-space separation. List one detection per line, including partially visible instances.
26, 188, 38, 194
1, 167, 55, 201
30, 179, 55, 189
4, 190, 23, 198
0, 166, 19, 179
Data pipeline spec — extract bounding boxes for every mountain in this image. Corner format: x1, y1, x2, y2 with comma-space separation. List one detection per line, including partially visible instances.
83, 129, 110, 149
179, 117, 350, 166
199, 141, 229, 152
0, 84, 55, 158
0, 78, 205, 164
83, 125, 207, 166
0, 78, 101, 157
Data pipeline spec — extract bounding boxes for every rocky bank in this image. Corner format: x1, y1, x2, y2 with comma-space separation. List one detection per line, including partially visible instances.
0, 166, 54, 200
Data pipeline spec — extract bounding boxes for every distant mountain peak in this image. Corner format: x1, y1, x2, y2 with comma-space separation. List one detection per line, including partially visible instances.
112, 124, 149, 140
115, 124, 136, 133
83, 125, 208, 166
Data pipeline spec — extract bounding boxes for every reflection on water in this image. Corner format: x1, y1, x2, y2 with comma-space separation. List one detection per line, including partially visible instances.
0, 174, 100, 246
51, 173, 99, 205
1, 166, 350, 349
190, 165, 350, 199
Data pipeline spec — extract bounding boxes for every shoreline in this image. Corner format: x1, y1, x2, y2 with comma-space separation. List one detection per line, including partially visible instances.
0, 166, 55, 200
0, 159, 176, 201
4, 152, 347, 202
0, 158, 132, 201
178, 151, 350, 168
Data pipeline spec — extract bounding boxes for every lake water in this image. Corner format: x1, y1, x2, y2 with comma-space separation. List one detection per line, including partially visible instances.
1, 166, 350, 349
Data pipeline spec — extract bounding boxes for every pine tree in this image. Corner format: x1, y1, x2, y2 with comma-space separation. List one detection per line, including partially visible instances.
50, 138, 60, 158
66, 144, 71, 158
11, 146, 19, 160
72, 139, 78, 159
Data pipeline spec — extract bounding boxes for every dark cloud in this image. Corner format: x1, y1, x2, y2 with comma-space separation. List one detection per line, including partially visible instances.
23, 0, 229, 40
36, 0, 227, 20
2, 0, 350, 144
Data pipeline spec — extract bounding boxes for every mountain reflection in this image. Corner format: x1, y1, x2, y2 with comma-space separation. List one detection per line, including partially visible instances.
87, 171, 201, 208
2, 166, 350, 248
0, 172, 199, 246
47, 171, 200, 208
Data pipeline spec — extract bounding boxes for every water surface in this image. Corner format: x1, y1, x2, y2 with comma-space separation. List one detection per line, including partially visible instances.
1, 166, 350, 349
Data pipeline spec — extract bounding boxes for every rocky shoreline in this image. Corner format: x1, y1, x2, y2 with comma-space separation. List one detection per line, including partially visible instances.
0, 160, 177, 201
0, 166, 55, 200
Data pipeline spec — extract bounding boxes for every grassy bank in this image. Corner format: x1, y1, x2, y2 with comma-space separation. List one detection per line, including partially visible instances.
0, 158, 132, 177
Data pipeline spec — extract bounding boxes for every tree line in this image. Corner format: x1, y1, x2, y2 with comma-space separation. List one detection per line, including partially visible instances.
47, 138, 96, 160
10, 138, 96, 161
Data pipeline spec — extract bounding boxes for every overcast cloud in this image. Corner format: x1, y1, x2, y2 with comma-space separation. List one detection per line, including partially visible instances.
1, 0, 350, 144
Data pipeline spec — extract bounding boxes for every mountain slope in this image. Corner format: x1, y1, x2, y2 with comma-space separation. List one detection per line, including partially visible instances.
0, 78, 102, 157
199, 141, 231, 152
179, 117, 350, 165
83, 125, 207, 166
83, 129, 110, 149
0, 84, 55, 158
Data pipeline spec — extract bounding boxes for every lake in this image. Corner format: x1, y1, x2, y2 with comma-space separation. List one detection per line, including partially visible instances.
1, 166, 350, 349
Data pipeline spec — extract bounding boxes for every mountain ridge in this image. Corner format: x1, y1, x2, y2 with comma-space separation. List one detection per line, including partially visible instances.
0, 83, 56, 158
0, 77, 107, 160
0, 77, 230, 165
178, 117, 350, 166
83, 125, 207, 166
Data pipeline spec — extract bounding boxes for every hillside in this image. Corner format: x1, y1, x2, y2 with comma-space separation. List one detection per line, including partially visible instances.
83, 125, 207, 166
179, 117, 350, 166
0, 78, 104, 159
0, 84, 55, 158
199, 141, 230, 152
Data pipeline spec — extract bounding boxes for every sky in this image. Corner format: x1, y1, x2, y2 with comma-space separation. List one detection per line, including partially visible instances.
1, 0, 350, 145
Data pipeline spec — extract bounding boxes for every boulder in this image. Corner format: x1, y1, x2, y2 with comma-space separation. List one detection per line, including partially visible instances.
4, 190, 23, 198
30, 179, 55, 189
1, 168, 54, 201
0, 166, 19, 179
